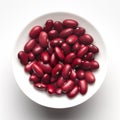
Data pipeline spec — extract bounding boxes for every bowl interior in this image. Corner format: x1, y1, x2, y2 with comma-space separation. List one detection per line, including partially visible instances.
12, 12, 107, 109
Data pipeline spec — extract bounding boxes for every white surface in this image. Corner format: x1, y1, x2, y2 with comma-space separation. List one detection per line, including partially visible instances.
0, 0, 119, 119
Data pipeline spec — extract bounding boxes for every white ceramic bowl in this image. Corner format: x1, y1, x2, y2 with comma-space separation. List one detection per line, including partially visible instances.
12, 12, 107, 109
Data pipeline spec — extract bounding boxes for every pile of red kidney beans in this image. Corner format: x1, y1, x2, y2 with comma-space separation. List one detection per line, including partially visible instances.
18, 19, 99, 98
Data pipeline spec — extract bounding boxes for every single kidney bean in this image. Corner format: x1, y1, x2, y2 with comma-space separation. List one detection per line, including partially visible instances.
54, 47, 65, 61
44, 19, 53, 32
52, 63, 63, 77
32, 63, 44, 78
62, 80, 75, 93
29, 26, 42, 38
41, 74, 50, 84
77, 46, 88, 58
81, 60, 91, 70
41, 51, 50, 63
88, 44, 99, 53
47, 44, 54, 55
65, 52, 76, 63
83, 52, 94, 61
59, 28, 73, 38
39, 31, 48, 48
77, 70, 85, 79
62, 64, 72, 79
72, 42, 81, 52
72, 58, 81, 68
79, 34, 93, 45
63, 19, 78, 28
28, 52, 35, 61
50, 76, 57, 83
66, 35, 78, 45
85, 71, 95, 83
56, 76, 65, 87
50, 53, 58, 67
32, 44, 43, 55
55, 88, 62, 95
18, 51, 28, 65
61, 43, 71, 55
34, 83, 46, 90
24, 39, 36, 52
79, 79, 88, 95
48, 30, 58, 39
50, 38, 64, 47
54, 21, 63, 32
70, 69, 77, 80
29, 74, 40, 83
47, 84, 55, 94
90, 60, 99, 70
74, 27, 85, 36
67, 86, 79, 98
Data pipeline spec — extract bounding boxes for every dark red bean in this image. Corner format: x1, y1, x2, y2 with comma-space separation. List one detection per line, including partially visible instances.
70, 69, 77, 80
66, 35, 78, 45
54, 21, 63, 32
44, 19, 53, 32
62, 64, 72, 79
18, 51, 28, 65
39, 31, 48, 48
67, 86, 79, 98
54, 47, 65, 61
90, 60, 99, 70
72, 42, 81, 52
72, 58, 81, 68
79, 79, 88, 95
77, 46, 88, 58
34, 83, 46, 90
29, 74, 39, 83
50, 76, 57, 83
61, 43, 71, 55
62, 80, 75, 93
32, 44, 43, 55
65, 52, 76, 63
28, 52, 35, 61
55, 88, 62, 95
74, 27, 85, 36
47, 84, 55, 94
79, 34, 93, 45
63, 19, 78, 28
88, 44, 99, 53
85, 71, 95, 83
81, 60, 91, 70
32, 63, 44, 78
83, 52, 94, 61
50, 38, 64, 47
29, 26, 42, 38
56, 76, 65, 87
77, 70, 85, 79
47, 44, 54, 55
50, 53, 58, 67
59, 28, 73, 38
41, 74, 50, 84
48, 30, 58, 39
41, 51, 50, 63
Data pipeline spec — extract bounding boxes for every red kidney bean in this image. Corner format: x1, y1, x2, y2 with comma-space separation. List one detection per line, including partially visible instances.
41, 51, 50, 63
44, 19, 53, 32
48, 30, 58, 39
50, 38, 64, 47
83, 52, 94, 61
55, 88, 62, 95
72, 58, 81, 68
85, 71, 95, 83
52, 63, 63, 77
65, 52, 76, 63
61, 43, 71, 55
77, 70, 85, 79
81, 60, 91, 70
80, 44, 85, 49
24, 39, 36, 52
63, 19, 78, 28
79, 79, 88, 95
67, 86, 79, 98
18, 51, 28, 65
34, 83, 46, 90
39, 31, 48, 48
47, 44, 54, 55
50, 53, 58, 67
29, 74, 40, 83
62, 80, 75, 93
41, 74, 50, 84
50, 76, 57, 83
88, 44, 99, 53
62, 64, 72, 79
74, 27, 85, 36
28, 52, 35, 61
47, 84, 55, 94
90, 60, 99, 70
77, 46, 88, 58
54, 21, 63, 32
32, 63, 44, 78
54, 47, 65, 61
66, 35, 78, 45
56, 76, 65, 87
72, 42, 81, 52
32, 44, 43, 55
79, 34, 93, 45
29, 26, 42, 38
70, 69, 77, 80
59, 28, 73, 38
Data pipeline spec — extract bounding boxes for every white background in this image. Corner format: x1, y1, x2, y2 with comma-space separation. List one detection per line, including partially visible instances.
0, 0, 119, 120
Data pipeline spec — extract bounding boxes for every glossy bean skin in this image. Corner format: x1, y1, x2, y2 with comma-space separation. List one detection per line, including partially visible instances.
67, 86, 79, 98
47, 84, 55, 94
50, 53, 58, 67
18, 51, 28, 65
34, 83, 46, 90
50, 38, 64, 47
90, 60, 99, 70
63, 19, 78, 28
79, 34, 93, 45
72, 58, 81, 68
81, 60, 91, 70
77, 70, 85, 79
59, 28, 73, 38
28, 52, 35, 61
24, 39, 36, 52
29, 74, 40, 83
72, 42, 81, 52
62, 80, 75, 93
83, 52, 94, 61
79, 79, 88, 95
44, 19, 53, 32
54, 47, 65, 61
88, 44, 99, 53
54, 21, 63, 32
77, 46, 88, 58
41, 74, 50, 84
66, 35, 78, 45
29, 26, 42, 38
48, 30, 58, 39
50, 76, 57, 83
62, 64, 72, 79
39, 31, 48, 48
56, 76, 65, 87
85, 71, 95, 83
61, 43, 71, 55
41, 51, 50, 63
65, 52, 76, 63
74, 27, 85, 36
55, 88, 62, 95
70, 69, 77, 80
47, 44, 54, 55
32, 44, 43, 55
